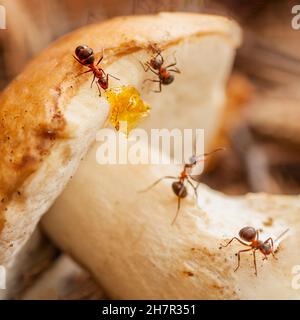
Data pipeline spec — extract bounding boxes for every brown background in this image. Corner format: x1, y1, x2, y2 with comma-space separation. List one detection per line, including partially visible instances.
0, 0, 298, 89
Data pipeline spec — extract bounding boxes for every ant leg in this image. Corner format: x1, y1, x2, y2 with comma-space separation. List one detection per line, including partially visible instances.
150, 48, 162, 61
256, 230, 260, 241
158, 52, 164, 64
264, 238, 278, 260
154, 80, 162, 93
139, 61, 150, 72
75, 70, 93, 78
187, 178, 198, 199
172, 181, 192, 225
90, 75, 96, 88
148, 67, 159, 76
253, 249, 258, 276
141, 61, 159, 75
96, 56, 103, 66
138, 176, 177, 193
271, 250, 278, 260
143, 79, 161, 93
264, 237, 274, 248
195, 182, 201, 198
234, 248, 252, 272
271, 251, 278, 260
143, 78, 160, 84
107, 73, 120, 81
99, 68, 120, 81
141, 62, 160, 76
220, 237, 250, 248
73, 55, 85, 65
96, 82, 102, 97
96, 49, 104, 66
165, 62, 178, 68
140, 61, 159, 76
165, 53, 177, 68
167, 67, 181, 74
105, 73, 109, 87
171, 194, 182, 226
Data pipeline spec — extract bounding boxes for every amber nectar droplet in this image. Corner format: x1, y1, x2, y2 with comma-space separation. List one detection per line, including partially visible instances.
106, 86, 151, 135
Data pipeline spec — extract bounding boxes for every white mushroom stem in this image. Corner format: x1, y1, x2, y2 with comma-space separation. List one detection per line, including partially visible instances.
42, 142, 300, 299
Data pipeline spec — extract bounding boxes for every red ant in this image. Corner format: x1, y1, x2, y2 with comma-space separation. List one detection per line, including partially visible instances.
139, 148, 224, 225
73, 45, 119, 96
140, 45, 180, 92
219, 226, 289, 276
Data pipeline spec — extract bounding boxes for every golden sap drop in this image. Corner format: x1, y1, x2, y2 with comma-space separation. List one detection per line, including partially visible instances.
106, 86, 151, 134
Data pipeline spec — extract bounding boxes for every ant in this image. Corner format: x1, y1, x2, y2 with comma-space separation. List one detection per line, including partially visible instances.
219, 226, 289, 276
139, 148, 224, 225
73, 45, 119, 96
140, 44, 180, 92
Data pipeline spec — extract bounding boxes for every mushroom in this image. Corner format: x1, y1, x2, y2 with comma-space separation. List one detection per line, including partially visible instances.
0, 12, 240, 268
7, 13, 290, 299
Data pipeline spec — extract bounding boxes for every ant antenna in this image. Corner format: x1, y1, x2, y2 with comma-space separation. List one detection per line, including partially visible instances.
202, 147, 226, 157
138, 176, 177, 193
274, 228, 290, 242
192, 147, 225, 163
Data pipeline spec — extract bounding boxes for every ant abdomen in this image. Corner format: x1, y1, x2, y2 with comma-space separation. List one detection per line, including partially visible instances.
160, 74, 174, 85
75, 45, 95, 65
172, 181, 187, 198
239, 226, 256, 242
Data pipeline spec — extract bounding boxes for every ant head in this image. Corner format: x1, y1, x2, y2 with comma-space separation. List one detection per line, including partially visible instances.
187, 155, 197, 166
187, 148, 225, 166
260, 242, 272, 255
172, 181, 187, 198
150, 55, 163, 69
75, 45, 94, 64
239, 226, 256, 242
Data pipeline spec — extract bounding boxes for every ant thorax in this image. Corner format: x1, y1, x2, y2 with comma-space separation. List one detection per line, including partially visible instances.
187, 155, 197, 166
